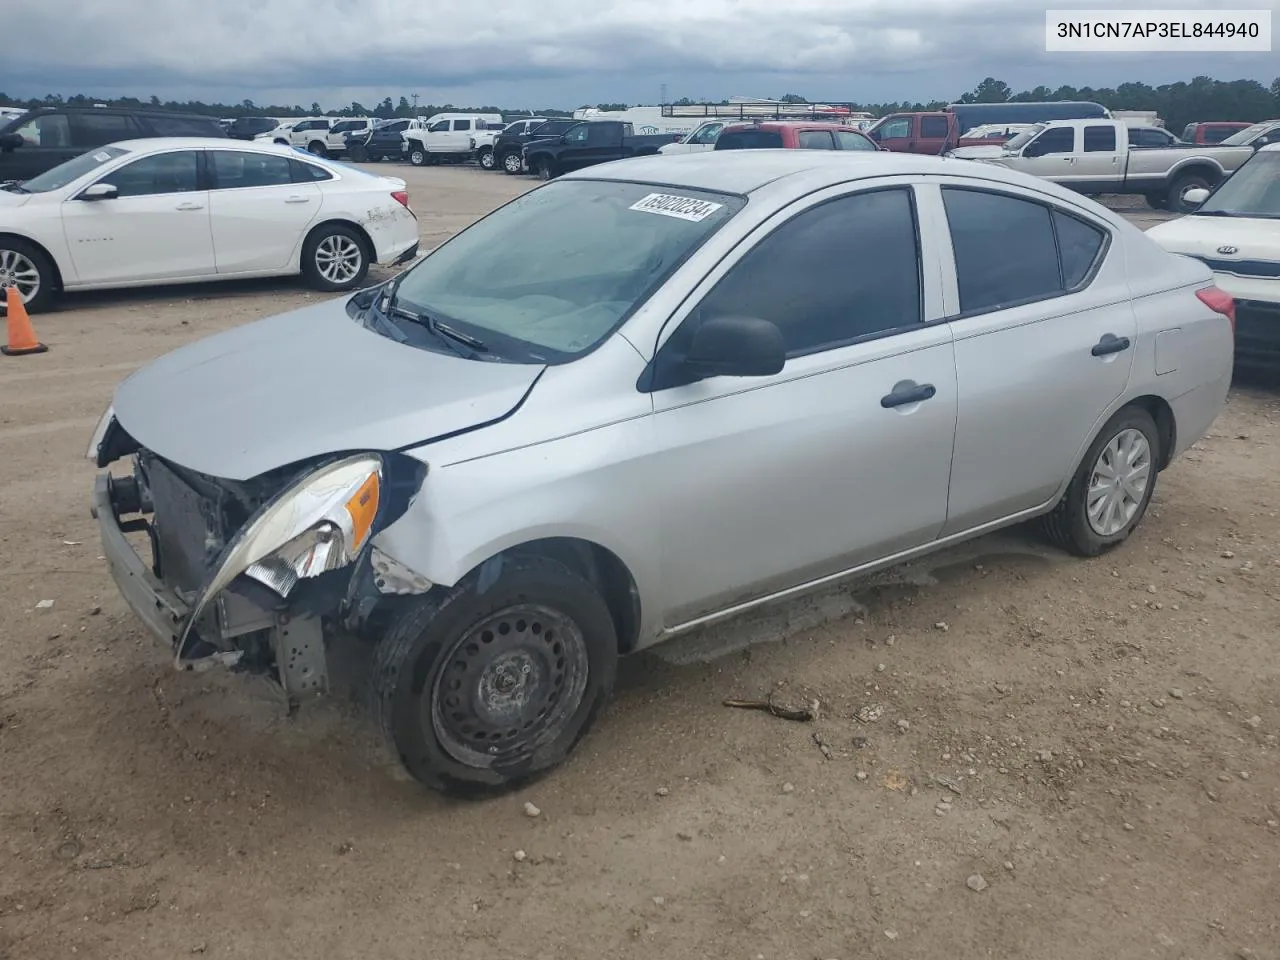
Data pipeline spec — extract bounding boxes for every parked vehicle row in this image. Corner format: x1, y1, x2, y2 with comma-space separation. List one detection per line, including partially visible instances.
0, 138, 419, 313
85, 149, 1234, 794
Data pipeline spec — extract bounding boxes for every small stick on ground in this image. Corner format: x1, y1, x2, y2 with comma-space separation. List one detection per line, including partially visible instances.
722, 696, 815, 722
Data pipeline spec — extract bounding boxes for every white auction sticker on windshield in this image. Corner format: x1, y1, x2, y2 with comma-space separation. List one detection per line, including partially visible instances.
629, 193, 723, 222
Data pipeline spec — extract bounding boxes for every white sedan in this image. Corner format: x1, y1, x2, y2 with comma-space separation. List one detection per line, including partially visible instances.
0, 138, 420, 313
1146, 143, 1280, 371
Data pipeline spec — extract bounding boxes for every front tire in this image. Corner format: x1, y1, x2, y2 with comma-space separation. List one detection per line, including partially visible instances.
501, 151, 523, 175
534, 158, 555, 181
371, 555, 619, 795
0, 239, 55, 315
478, 147, 496, 170
408, 144, 428, 166
307, 140, 329, 158
300, 224, 369, 292
1041, 406, 1160, 557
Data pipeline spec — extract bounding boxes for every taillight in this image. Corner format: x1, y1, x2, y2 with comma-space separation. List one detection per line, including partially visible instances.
1196, 285, 1236, 333
391, 190, 409, 208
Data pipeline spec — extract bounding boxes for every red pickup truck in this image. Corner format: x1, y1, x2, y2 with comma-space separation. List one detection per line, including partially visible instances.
713, 121, 878, 152
1179, 121, 1253, 144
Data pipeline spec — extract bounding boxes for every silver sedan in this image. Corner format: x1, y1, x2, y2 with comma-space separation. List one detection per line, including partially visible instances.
90, 149, 1234, 794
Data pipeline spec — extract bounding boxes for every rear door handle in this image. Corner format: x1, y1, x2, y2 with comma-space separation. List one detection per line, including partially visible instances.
1091, 334, 1132, 357
285, 195, 311, 203
880, 381, 937, 408
174, 201, 204, 211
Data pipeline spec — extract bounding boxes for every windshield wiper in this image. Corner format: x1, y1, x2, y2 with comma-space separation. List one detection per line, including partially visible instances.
0, 181, 28, 193
381, 288, 489, 357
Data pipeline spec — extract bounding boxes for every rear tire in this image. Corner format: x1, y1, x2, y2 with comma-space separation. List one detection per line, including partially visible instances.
0, 239, 56, 315
1040, 406, 1161, 557
300, 224, 370, 292
1167, 173, 1212, 213
371, 555, 619, 795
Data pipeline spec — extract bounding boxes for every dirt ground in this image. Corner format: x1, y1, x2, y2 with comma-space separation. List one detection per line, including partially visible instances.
1, 164, 1277, 960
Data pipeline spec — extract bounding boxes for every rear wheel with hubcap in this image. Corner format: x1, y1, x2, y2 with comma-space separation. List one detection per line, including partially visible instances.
1041, 406, 1160, 556
1167, 173, 1212, 213
300, 224, 369, 292
0, 240, 54, 314
371, 555, 618, 795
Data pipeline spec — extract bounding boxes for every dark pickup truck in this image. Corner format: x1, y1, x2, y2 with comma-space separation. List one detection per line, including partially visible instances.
522, 121, 682, 179
493, 118, 579, 174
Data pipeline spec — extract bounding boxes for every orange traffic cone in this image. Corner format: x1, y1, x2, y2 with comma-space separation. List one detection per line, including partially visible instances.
1, 285, 47, 356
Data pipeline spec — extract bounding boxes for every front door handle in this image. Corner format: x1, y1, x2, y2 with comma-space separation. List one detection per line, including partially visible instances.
174, 201, 204, 211
285, 195, 311, 203
1091, 333, 1132, 357
881, 381, 937, 409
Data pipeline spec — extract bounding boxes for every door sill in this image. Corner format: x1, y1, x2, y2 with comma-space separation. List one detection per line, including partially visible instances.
659, 499, 1055, 639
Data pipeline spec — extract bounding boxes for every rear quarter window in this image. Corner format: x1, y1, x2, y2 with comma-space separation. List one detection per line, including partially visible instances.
715, 130, 785, 150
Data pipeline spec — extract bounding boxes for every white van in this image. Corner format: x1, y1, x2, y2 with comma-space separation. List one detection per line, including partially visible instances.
405, 113, 505, 165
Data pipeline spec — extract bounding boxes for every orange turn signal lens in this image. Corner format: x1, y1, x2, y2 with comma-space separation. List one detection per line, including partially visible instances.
344, 473, 380, 551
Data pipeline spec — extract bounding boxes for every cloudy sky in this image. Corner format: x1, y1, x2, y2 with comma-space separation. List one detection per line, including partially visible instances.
4, 0, 1277, 109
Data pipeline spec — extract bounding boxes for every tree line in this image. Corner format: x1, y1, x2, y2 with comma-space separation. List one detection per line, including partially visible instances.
2, 75, 1277, 136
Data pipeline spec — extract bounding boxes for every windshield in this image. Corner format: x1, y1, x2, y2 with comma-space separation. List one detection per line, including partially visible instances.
386, 179, 744, 361
1221, 122, 1278, 146
1003, 125, 1045, 151
9, 146, 129, 192
1196, 150, 1280, 218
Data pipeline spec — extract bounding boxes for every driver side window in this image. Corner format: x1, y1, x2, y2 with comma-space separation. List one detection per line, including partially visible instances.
1026, 127, 1075, 156
428, 120, 450, 132
674, 187, 923, 359
97, 151, 200, 197
875, 118, 911, 139
693, 123, 722, 144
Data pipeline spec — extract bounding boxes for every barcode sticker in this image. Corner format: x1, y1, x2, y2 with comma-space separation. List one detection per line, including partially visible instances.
629, 193, 723, 222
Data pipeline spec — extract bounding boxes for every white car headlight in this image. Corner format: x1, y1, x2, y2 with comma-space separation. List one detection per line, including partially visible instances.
242, 457, 383, 596
175, 455, 383, 658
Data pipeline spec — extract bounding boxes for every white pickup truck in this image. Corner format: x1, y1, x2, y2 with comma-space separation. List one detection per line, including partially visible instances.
960, 118, 1254, 212
404, 113, 505, 166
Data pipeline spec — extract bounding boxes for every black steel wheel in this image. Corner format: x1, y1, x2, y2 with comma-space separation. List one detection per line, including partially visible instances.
372, 555, 618, 795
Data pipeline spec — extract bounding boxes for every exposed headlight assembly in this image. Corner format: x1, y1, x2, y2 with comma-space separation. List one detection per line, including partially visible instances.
175, 454, 384, 661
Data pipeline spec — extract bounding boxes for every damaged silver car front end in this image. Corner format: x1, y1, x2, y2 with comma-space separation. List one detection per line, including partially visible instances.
87, 405, 429, 705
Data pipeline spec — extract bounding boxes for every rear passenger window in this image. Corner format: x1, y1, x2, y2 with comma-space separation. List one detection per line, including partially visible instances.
1053, 211, 1106, 287
70, 112, 139, 147
290, 158, 333, 182
691, 188, 921, 356
920, 116, 950, 138
1083, 125, 1116, 152
797, 130, 835, 150
942, 188, 1108, 314
147, 116, 220, 137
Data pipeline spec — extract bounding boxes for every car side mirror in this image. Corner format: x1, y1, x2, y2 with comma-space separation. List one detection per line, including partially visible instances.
686, 316, 785, 379
79, 183, 118, 201
0, 132, 22, 150
1183, 187, 1210, 206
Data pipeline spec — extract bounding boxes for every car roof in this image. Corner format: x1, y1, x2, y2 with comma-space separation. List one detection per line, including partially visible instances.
108, 137, 306, 156
17, 106, 218, 121
562, 149, 1129, 208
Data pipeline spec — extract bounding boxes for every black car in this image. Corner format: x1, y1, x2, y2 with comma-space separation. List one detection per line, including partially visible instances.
0, 107, 226, 182
521, 120, 682, 180
345, 119, 412, 161
226, 116, 283, 141
494, 118, 581, 174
